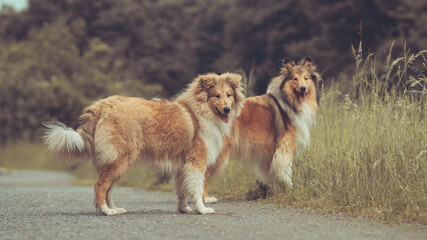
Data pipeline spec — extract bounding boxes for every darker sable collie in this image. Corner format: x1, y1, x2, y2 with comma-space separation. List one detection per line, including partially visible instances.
203, 58, 319, 203
44, 73, 245, 215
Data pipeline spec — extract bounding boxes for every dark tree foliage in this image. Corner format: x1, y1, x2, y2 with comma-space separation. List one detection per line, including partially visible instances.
0, 0, 425, 142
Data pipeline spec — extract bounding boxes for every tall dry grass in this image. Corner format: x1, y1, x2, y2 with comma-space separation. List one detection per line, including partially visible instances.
276, 89, 426, 223
289, 42, 426, 223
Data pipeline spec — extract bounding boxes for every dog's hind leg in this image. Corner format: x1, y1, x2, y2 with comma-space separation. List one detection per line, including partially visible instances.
203, 148, 230, 204
106, 183, 127, 214
94, 158, 131, 216
202, 169, 218, 204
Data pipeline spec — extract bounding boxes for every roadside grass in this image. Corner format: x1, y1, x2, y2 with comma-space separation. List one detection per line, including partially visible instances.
206, 160, 257, 200
273, 42, 426, 224
0, 141, 254, 194
271, 90, 426, 224
0, 142, 66, 171
69, 163, 173, 191
0, 142, 172, 191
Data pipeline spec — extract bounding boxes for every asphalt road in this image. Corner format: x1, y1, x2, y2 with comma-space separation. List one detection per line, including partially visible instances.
0, 170, 425, 240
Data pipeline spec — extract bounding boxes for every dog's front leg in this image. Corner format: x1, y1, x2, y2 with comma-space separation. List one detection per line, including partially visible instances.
180, 164, 214, 214
270, 140, 295, 188
174, 167, 192, 213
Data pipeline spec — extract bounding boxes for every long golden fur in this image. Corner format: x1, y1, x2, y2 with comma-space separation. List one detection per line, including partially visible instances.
203, 58, 319, 203
44, 72, 245, 215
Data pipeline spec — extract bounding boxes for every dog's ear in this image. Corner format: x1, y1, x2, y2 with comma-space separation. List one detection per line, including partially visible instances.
224, 72, 245, 114
198, 74, 215, 89
280, 58, 295, 76
302, 57, 316, 72
224, 73, 242, 89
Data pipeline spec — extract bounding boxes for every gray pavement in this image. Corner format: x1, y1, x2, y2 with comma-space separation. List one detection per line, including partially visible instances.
0, 170, 425, 240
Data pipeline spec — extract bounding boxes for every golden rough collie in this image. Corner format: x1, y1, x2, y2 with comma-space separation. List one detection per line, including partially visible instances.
43, 73, 245, 215
203, 58, 319, 203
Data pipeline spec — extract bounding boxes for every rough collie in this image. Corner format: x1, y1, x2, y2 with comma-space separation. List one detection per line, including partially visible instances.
43, 73, 245, 215
203, 58, 319, 203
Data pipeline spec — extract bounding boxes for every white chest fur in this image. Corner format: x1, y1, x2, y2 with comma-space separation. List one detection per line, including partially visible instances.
199, 119, 232, 167
291, 103, 317, 151
270, 92, 317, 153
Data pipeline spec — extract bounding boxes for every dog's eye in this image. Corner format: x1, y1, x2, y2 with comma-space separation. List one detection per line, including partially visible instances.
304, 77, 308, 80
215, 95, 220, 98
227, 94, 232, 98
293, 78, 298, 81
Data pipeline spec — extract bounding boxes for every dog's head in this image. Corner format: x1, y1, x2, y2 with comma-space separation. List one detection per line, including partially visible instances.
195, 72, 245, 123
270, 57, 318, 109
280, 57, 317, 103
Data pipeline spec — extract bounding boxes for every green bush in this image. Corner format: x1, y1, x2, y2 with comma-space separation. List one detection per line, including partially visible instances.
0, 19, 164, 143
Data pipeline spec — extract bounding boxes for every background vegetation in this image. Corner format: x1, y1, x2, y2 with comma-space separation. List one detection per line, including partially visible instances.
0, 0, 425, 224
1, 0, 426, 142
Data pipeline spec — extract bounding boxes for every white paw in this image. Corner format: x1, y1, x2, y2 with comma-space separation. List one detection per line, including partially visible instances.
114, 207, 127, 214
100, 204, 119, 216
178, 206, 193, 214
283, 165, 293, 188
204, 196, 218, 204
196, 207, 215, 214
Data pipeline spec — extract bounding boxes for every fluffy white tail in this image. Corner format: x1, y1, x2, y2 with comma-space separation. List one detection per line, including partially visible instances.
43, 122, 85, 160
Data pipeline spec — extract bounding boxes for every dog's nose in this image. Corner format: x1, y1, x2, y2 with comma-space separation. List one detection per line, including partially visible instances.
300, 86, 306, 93
223, 106, 230, 114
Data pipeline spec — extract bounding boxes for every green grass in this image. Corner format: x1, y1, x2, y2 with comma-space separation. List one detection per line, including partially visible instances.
0, 142, 66, 171
0, 142, 171, 190
69, 163, 173, 191
206, 160, 258, 200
